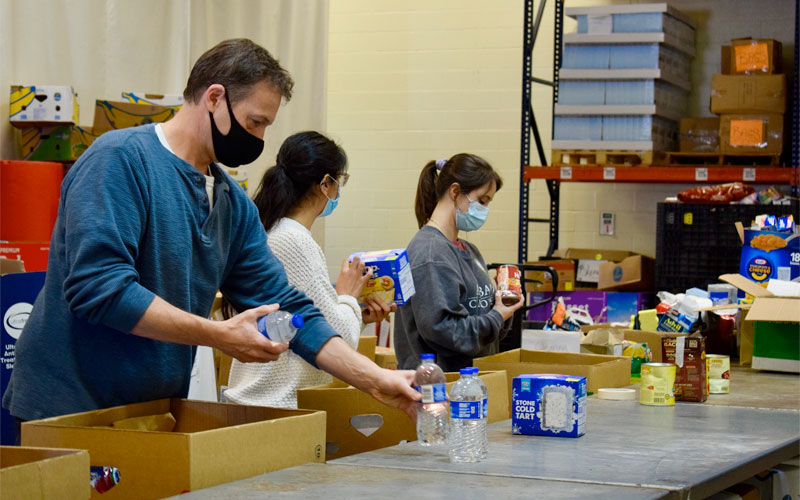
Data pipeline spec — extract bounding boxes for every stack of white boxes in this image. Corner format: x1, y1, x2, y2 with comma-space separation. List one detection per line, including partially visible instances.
553, 3, 695, 160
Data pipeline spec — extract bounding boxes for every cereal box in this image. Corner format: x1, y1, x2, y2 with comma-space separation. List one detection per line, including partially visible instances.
348, 249, 416, 307
512, 374, 586, 438
739, 229, 799, 285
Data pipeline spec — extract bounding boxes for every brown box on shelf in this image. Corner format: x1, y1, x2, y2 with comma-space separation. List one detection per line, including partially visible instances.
730, 38, 782, 75
719, 113, 783, 155
597, 255, 655, 292
92, 100, 176, 135
710, 74, 787, 114
524, 259, 576, 292
679, 117, 720, 153
1, 446, 90, 500
721, 45, 732, 74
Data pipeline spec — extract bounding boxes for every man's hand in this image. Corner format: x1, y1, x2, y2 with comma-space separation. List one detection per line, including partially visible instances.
366, 369, 420, 419
215, 304, 289, 363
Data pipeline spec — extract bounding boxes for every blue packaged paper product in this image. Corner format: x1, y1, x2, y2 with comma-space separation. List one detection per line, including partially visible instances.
348, 248, 416, 307
739, 229, 799, 285
512, 374, 587, 438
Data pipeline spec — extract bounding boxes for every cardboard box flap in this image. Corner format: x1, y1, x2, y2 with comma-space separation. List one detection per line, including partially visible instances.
745, 298, 800, 323
719, 273, 774, 298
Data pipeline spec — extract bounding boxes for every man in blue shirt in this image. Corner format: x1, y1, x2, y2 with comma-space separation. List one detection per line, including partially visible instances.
3, 39, 418, 429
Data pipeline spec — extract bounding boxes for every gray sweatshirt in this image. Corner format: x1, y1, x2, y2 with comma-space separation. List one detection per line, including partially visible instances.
394, 225, 510, 372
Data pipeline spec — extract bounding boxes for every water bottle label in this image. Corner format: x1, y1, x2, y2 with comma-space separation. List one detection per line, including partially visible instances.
414, 383, 447, 403
482, 397, 488, 418
450, 400, 481, 419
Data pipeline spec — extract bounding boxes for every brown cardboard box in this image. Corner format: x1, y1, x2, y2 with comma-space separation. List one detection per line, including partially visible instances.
552, 248, 637, 286
92, 100, 176, 135
730, 38, 782, 75
22, 399, 325, 499
679, 117, 720, 153
719, 113, 783, 154
580, 325, 687, 362
473, 349, 631, 404
597, 255, 655, 291
721, 45, 732, 74
1, 446, 89, 500
297, 370, 508, 460
710, 74, 787, 114
524, 259, 575, 292
375, 346, 398, 369
357, 335, 377, 361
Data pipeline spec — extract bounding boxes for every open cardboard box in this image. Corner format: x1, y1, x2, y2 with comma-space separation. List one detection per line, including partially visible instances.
22, 398, 325, 499
597, 255, 654, 292
297, 370, 508, 460
580, 325, 687, 363
1, 446, 89, 500
473, 350, 630, 405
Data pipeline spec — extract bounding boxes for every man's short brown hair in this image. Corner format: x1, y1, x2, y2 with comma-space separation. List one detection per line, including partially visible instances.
183, 38, 294, 105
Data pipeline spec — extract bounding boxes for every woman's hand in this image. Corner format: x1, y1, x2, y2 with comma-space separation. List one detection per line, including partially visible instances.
492, 290, 525, 321
336, 255, 372, 298
362, 295, 396, 324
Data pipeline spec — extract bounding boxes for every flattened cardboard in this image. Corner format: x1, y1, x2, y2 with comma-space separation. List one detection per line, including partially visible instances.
474, 349, 631, 405
1, 446, 89, 500
22, 399, 325, 499
597, 255, 654, 291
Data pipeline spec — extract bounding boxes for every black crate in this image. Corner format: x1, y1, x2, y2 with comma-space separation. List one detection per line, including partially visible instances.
656, 202, 799, 293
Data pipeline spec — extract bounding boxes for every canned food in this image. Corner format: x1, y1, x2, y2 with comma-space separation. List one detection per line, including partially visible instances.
706, 354, 730, 394
640, 363, 676, 406
496, 265, 522, 306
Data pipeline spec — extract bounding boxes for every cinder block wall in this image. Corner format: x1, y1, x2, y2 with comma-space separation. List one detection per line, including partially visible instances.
325, 0, 795, 279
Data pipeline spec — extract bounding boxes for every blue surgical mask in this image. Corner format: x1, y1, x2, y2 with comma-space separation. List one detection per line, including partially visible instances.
319, 177, 340, 217
455, 194, 489, 231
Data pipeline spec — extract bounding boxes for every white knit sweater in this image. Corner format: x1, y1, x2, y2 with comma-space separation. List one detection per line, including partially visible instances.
224, 218, 362, 408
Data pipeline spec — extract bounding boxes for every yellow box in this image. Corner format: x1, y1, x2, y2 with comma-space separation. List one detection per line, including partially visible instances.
1, 446, 89, 500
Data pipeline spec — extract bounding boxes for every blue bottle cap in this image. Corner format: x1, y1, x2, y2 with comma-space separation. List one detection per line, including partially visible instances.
420, 353, 435, 361
291, 314, 305, 329
459, 367, 472, 375
470, 367, 479, 375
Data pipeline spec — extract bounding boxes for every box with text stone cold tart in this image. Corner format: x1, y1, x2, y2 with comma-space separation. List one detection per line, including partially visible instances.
348, 248, 416, 308
512, 374, 586, 438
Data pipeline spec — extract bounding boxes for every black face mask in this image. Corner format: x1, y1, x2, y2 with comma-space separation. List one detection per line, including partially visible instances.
209, 89, 264, 167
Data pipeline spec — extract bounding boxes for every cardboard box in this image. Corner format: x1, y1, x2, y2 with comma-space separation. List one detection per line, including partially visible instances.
521, 329, 581, 353
739, 228, 799, 285
10, 85, 79, 127
528, 291, 654, 324
297, 370, 508, 460
524, 260, 575, 292
0, 242, 50, 272
730, 38, 782, 75
474, 349, 631, 403
512, 374, 586, 438
721, 45, 732, 75
710, 74, 787, 114
22, 399, 326, 499
348, 249, 415, 307
1, 446, 90, 500
121, 91, 184, 109
552, 248, 637, 286
375, 346, 398, 369
679, 117, 720, 153
18, 125, 95, 162
719, 113, 783, 154
92, 100, 176, 135
579, 326, 686, 362
597, 255, 655, 291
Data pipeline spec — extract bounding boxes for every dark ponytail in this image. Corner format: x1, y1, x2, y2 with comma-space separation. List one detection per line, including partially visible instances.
252, 131, 347, 232
413, 153, 503, 229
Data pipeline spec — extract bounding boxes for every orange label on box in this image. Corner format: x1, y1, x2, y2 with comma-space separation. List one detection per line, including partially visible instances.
735, 43, 769, 72
729, 120, 764, 147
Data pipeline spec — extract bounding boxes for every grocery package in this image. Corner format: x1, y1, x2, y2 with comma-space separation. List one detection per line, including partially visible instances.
349, 249, 416, 307
677, 182, 754, 204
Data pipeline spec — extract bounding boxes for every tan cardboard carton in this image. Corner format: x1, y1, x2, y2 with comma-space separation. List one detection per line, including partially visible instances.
580, 325, 687, 362
1, 446, 89, 500
710, 74, 787, 114
473, 349, 630, 405
297, 371, 508, 460
524, 259, 576, 292
375, 346, 398, 369
92, 100, 176, 135
679, 117, 720, 153
22, 399, 326, 499
597, 255, 655, 291
719, 113, 783, 155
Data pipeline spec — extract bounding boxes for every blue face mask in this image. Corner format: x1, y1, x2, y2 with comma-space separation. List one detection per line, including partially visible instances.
455, 193, 489, 231
319, 177, 340, 217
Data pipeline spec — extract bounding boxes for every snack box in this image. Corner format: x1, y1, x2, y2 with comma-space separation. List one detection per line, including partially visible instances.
348, 249, 416, 307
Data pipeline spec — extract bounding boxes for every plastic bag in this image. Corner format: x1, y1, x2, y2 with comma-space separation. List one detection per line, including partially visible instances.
677, 182, 755, 204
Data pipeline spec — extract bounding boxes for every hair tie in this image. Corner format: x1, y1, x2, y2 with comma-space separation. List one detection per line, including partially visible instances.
435, 158, 447, 170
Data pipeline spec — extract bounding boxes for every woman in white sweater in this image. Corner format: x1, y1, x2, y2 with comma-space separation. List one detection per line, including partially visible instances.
224, 131, 393, 408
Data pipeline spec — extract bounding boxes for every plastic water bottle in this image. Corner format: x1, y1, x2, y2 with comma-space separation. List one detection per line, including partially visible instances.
449, 367, 484, 463
257, 311, 304, 343
413, 353, 448, 446
470, 367, 489, 459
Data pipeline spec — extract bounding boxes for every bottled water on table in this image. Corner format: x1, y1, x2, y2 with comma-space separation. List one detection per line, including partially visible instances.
257, 311, 304, 343
470, 367, 489, 459
413, 353, 448, 446
449, 367, 485, 463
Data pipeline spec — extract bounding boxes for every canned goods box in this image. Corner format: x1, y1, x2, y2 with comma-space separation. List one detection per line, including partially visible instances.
512, 374, 587, 438
297, 370, 508, 461
474, 349, 630, 412
348, 248, 416, 307
1, 446, 89, 500
22, 399, 326, 500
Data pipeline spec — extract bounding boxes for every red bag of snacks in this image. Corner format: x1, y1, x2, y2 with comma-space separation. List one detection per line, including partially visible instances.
677, 182, 755, 204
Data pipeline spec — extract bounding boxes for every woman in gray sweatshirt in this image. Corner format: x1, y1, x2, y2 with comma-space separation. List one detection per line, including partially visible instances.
394, 154, 525, 372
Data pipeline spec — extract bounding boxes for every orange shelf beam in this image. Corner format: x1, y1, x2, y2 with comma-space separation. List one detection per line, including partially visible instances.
524, 165, 799, 184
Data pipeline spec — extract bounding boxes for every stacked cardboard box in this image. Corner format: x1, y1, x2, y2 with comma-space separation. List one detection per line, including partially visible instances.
710, 38, 786, 155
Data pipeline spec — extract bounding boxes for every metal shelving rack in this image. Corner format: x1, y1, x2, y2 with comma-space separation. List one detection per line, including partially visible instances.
518, 0, 800, 263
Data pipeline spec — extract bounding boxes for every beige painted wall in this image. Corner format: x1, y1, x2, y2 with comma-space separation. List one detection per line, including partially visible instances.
325, 0, 795, 280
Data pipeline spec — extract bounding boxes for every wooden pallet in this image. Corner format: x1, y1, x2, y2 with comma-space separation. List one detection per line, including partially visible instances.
662, 151, 782, 166
551, 149, 663, 166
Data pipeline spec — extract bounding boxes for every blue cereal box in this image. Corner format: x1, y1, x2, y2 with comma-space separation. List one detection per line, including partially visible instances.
739, 229, 799, 285
512, 374, 587, 438
348, 248, 416, 307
